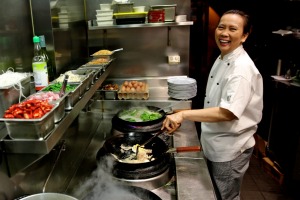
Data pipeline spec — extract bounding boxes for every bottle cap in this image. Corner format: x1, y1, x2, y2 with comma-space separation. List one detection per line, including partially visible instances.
33, 36, 40, 43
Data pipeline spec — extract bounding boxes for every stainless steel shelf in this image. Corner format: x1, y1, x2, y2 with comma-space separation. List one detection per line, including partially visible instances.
1, 65, 113, 154
89, 21, 193, 30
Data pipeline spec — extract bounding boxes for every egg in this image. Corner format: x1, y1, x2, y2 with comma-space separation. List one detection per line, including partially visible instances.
126, 86, 131, 92
136, 86, 141, 92
121, 86, 126, 92
123, 81, 128, 86
130, 87, 136, 92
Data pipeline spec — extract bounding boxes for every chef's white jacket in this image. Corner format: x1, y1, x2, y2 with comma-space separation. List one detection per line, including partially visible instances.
201, 45, 263, 162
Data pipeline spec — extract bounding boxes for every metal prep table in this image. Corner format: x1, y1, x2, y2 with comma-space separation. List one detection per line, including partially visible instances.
0, 75, 216, 199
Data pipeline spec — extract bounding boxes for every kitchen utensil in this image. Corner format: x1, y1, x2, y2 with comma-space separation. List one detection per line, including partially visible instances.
166, 146, 201, 153
139, 128, 167, 147
59, 74, 69, 97
111, 48, 123, 53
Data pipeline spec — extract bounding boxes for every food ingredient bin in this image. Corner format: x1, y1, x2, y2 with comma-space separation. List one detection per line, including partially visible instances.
0, 103, 57, 140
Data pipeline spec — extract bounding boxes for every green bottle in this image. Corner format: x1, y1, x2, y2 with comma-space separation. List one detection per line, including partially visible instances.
32, 36, 48, 91
39, 35, 55, 81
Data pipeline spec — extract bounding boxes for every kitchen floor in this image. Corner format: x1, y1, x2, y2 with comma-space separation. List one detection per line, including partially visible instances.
241, 155, 297, 200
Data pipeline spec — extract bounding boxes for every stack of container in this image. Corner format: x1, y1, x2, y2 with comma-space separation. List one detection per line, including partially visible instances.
96, 4, 114, 26
58, 9, 69, 28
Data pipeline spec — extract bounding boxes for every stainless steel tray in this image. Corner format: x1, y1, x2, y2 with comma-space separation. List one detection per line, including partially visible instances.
0, 103, 58, 140
26, 91, 67, 123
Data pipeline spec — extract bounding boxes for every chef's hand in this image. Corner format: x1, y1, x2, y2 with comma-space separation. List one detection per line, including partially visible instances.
161, 112, 183, 134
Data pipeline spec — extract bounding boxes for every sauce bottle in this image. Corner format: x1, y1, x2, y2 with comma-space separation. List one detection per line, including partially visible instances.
32, 36, 49, 91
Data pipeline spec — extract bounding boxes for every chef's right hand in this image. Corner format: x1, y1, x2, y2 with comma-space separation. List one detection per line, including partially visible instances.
162, 112, 183, 134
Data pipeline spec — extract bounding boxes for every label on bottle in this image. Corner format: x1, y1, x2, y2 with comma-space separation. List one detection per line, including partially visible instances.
32, 61, 49, 90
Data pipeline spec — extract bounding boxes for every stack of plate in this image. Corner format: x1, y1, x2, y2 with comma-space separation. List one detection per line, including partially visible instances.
167, 77, 197, 100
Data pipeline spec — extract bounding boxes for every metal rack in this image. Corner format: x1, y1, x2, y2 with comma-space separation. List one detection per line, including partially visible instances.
0, 65, 113, 154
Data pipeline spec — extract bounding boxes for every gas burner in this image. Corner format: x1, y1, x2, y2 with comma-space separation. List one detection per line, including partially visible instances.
115, 167, 174, 191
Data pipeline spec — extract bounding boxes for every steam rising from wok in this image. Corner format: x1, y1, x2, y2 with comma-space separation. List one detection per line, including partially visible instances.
72, 156, 156, 200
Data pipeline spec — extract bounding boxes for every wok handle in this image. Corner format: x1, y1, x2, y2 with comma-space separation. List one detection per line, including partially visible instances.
167, 146, 201, 153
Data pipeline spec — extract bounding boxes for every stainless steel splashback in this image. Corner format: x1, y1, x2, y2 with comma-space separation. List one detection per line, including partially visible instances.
86, 0, 192, 78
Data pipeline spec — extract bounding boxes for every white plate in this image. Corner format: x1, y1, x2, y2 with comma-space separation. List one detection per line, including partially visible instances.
167, 77, 196, 85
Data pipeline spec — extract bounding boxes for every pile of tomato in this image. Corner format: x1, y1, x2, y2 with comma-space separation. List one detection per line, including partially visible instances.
3, 99, 54, 119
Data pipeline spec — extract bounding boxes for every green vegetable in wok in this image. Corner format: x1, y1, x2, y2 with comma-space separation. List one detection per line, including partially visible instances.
140, 111, 162, 121
119, 108, 162, 122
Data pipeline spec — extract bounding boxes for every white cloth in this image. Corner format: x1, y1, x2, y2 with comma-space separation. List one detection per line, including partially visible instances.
201, 45, 263, 162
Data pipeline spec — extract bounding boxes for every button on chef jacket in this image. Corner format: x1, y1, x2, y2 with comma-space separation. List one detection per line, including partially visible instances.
201, 45, 263, 162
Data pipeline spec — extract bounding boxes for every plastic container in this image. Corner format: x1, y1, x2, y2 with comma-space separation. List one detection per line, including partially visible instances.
100, 4, 112, 11
150, 4, 177, 22
96, 10, 114, 16
133, 6, 145, 12
97, 19, 114, 26
96, 14, 113, 21
148, 9, 165, 23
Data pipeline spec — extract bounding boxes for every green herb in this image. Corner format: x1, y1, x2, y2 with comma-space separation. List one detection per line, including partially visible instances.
43, 83, 77, 92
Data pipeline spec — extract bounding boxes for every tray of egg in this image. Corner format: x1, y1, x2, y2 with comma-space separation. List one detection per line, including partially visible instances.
118, 80, 149, 100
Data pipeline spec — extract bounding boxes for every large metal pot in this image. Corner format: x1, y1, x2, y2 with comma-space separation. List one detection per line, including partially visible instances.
111, 106, 167, 133
96, 132, 172, 179
20, 193, 78, 200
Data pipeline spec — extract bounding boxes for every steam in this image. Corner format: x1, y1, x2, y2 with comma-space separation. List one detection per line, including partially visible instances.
73, 156, 138, 200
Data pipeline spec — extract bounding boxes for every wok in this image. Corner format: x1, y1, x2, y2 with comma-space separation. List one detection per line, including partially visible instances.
96, 132, 172, 179
112, 106, 167, 132
82, 185, 162, 200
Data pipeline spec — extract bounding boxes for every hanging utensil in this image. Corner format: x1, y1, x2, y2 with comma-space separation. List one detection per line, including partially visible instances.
59, 74, 69, 97
166, 146, 201, 153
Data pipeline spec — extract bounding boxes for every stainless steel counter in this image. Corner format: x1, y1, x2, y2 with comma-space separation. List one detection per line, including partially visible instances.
1, 76, 216, 200
63, 110, 216, 200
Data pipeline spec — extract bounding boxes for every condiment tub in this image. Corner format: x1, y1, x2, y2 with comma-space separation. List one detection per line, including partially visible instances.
0, 104, 58, 140
64, 83, 81, 110
100, 90, 118, 100
26, 91, 67, 123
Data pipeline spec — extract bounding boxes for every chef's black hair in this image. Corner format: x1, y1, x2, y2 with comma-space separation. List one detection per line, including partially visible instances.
222, 9, 252, 35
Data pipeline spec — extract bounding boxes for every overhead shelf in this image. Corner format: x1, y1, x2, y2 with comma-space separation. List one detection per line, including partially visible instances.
89, 21, 194, 30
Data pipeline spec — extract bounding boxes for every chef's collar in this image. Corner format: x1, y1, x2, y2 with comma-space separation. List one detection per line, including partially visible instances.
219, 45, 244, 62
